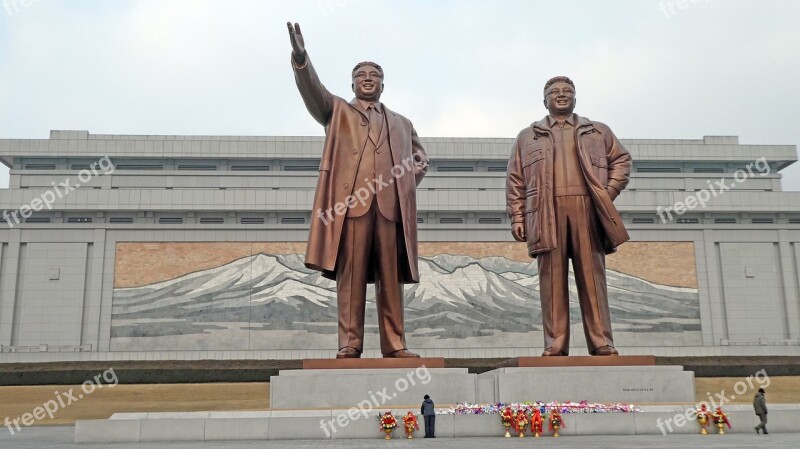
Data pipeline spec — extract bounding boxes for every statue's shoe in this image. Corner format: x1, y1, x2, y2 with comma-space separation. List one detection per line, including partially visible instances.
541, 347, 568, 356
590, 345, 619, 356
336, 347, 362, 359
384, 349, 421, 358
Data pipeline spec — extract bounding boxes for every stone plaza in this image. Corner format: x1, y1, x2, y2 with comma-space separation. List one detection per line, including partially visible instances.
2, 427, 799, 449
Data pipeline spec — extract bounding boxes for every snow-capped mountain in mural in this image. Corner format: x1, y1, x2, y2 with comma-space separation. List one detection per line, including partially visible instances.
111, 253, 700, 341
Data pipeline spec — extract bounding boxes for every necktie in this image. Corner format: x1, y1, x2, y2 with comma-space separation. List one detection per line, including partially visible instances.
368, 104, 383, 145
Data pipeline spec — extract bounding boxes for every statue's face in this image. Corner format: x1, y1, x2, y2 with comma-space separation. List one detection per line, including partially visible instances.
352, 64, 383, 101
544, 81, 576, 115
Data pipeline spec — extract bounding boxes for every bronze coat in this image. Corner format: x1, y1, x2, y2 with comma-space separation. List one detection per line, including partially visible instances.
292, 55, 429, 283
506, 114, 632, 257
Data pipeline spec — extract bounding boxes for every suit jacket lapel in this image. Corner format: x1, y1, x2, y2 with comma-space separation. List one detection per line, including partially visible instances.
349, 98, 368, 119
381, 106, 401, 163
384, 105, 398, 134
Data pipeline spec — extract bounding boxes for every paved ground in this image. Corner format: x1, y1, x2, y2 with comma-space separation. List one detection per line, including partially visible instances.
0, 427, 797, 449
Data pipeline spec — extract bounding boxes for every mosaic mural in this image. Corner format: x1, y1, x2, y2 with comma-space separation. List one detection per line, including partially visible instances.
111, 242, 700, 351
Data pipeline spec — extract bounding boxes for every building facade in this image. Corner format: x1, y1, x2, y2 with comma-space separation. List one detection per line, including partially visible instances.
0, 130, 799, 361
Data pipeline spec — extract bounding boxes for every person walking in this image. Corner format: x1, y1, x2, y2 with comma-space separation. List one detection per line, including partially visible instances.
421, 394, 435, 438
754, 388, 768, 434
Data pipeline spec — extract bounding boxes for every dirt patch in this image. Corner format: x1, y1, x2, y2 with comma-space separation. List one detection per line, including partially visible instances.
0, 383, 268, 426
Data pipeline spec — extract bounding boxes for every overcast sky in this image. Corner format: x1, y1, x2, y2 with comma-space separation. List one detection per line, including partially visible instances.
1, 0, 798, 190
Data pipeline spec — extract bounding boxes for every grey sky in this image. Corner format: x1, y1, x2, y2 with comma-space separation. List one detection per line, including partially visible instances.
1, 0, 798, 190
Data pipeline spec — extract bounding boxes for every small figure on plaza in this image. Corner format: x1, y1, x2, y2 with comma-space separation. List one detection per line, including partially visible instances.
754, 388, 769, 434
421, 394, 436, 438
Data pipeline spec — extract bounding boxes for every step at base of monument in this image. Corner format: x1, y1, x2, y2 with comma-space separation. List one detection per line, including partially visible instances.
75, 406, 800, 443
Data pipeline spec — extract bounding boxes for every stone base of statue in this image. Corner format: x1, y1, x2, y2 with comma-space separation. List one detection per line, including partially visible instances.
476, 356, 694, 403
270, 358, 472, 409
73, 355, 719, 443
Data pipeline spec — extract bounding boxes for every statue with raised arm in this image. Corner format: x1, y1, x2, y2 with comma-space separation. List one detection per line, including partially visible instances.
506, 76, 632, 356
287, 22, 429, 359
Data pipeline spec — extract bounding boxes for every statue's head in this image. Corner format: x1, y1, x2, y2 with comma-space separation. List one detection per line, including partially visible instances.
352, 61, 384, 102
543, 76, 576, 116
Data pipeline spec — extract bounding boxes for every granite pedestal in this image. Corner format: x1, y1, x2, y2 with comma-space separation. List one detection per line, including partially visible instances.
477, 365, 695, 404
270, 362, 474, 409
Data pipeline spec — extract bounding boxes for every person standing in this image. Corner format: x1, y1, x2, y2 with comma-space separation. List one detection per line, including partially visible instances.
287, 22, 429, 359
754, 388, 768, 434
421, 394, 435, 438
506, 76, 632, 356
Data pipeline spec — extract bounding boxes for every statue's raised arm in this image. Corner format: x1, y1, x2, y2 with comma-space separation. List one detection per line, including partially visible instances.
287, 22, 306, 65
287, 21, 333, 125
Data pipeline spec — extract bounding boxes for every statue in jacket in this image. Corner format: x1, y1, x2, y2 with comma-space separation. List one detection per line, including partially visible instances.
506, 76, 632, 356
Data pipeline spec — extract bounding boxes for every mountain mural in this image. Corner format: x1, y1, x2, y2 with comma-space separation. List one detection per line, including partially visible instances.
111, 253, 700, 347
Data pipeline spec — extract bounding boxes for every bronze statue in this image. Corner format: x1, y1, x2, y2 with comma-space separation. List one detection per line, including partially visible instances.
506, 76, 632, 356
287, 23, 429, 359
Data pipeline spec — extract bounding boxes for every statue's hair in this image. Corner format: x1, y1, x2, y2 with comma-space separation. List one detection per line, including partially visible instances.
543, 76, 575, 94
352, 61, 384, 78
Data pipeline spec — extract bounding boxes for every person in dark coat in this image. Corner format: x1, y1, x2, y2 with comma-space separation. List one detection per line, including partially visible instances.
421, 394, 435, 438
754, 388, 768, 434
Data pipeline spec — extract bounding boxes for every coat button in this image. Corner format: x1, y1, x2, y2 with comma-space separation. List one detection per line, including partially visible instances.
360, 121, 367, 126
344, 183, 349, 189
352, 149, 358, 155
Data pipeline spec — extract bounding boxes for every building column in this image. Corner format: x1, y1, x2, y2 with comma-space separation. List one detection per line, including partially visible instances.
0, 229, 21, 347
81, 228, 106, 350
702, 230, 728, 344
694, 233, 715, 346
778, 231, 800, 339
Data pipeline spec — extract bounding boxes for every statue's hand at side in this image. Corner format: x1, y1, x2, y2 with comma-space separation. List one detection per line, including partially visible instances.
511, 222, 526, 242
287, 22, 306, 65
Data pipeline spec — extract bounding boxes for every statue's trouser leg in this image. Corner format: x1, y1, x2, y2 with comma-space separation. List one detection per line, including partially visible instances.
335, 206, 374, 352
336, 202, 406, 353
537, 197, 572, 354
537, 195, 614, 354
374, 205, 406, 354
568, 196, 614, 352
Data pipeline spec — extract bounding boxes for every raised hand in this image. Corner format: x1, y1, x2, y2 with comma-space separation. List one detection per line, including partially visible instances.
287, 22, 306, 64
